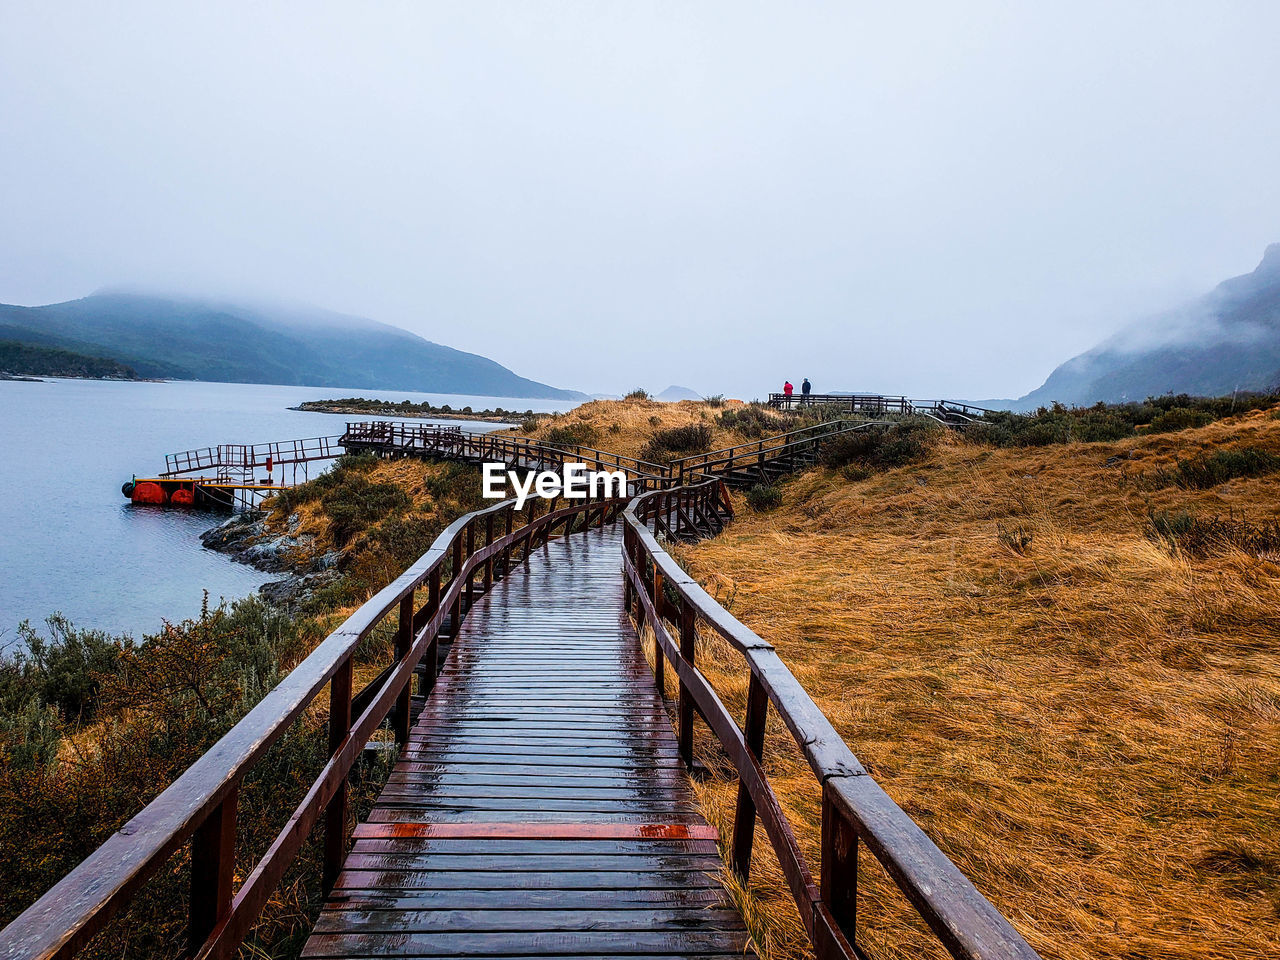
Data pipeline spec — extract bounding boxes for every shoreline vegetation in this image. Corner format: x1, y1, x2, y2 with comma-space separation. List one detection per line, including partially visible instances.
292, 397, 538, 423
3, 392, 1279, 959
0, 340, 144, 381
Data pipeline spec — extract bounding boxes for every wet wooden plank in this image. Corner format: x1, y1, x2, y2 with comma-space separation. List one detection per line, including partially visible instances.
305, 526, 751, 960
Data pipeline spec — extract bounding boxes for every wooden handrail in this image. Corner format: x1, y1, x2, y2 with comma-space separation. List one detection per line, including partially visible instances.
0, 492, 626, 960
622, 481, 1040, 960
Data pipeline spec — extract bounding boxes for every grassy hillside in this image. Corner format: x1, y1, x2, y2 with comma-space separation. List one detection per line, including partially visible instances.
664, 405, 1280, 960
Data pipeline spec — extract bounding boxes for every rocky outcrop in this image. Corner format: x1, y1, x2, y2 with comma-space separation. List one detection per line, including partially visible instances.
201, 510, 343, 605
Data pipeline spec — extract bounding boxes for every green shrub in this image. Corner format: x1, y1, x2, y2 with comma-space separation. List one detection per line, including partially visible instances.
976, 393, 1280, 448
624, 388, 650, 401
704, 394, 725, 407
640, 424, 715, 463
746, 484, 783, 512
320, 475, 411, 545
821, 420, 940, 471
1147, 407, 1215, 433
0, 616, 123, 724
542, 423, 598, 447
1148, 510, 1280, 557
1147, 448, 1280, 490
718, 404, 778, 439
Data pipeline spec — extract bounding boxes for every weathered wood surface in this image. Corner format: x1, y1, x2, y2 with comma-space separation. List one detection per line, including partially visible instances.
304, 525, 752, 959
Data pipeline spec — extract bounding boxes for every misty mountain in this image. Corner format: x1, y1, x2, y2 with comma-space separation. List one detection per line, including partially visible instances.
1019, 244, 1280, 408
654, 385, 702, 401
0, 291, 585, 400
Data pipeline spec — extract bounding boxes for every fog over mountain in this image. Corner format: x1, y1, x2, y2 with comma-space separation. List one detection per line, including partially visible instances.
1017, 244, 1280, 408
3, 5, 1280, 399
0, 291, 583, 399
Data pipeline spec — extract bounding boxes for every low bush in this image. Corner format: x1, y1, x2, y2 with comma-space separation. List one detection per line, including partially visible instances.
624, 388, 650, 401
269, 454, 380, 514
640, 424, 715, 463
1146, 448, 1280, 490
745, 484, 783, 512
821, 419, 941, 472
320, 475, 411, 546
718, 404, 778, 439
542, 423, 598, 447
0, 615, 123, 724
1148, 510, 1280, 557
977, 393, 1280, 447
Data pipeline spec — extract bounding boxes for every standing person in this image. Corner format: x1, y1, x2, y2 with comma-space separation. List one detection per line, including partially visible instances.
801, 378, 811, 404
783, 380, 793, 405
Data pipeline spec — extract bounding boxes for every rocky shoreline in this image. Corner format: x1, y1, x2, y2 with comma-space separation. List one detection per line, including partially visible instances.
200, 510, 343, 605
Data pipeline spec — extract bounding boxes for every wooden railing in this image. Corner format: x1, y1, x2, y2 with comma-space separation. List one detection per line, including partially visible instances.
622, 480, 1040, 960
767, 393, 916, 414
341, 420, 671, 490
667, 419, 885, 486
0, 491, 626, 960
162, 435, 349, 477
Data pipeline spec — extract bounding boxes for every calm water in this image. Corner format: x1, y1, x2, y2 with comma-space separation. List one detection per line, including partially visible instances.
0, 379, 572, 648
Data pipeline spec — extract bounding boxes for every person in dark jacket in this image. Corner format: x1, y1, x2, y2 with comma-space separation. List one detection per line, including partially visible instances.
801, 378, 811, 401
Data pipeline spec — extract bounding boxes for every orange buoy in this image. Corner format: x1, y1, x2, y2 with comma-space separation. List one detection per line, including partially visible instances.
170, 487, 195, 506
131, 481, 167, 505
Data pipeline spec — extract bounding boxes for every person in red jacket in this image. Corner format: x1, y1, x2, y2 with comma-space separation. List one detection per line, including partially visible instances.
783, 380, 793, 400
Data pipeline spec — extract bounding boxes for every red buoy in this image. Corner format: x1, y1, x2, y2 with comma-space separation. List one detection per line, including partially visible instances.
131, 481, 167, 505
170, 488, 195, 506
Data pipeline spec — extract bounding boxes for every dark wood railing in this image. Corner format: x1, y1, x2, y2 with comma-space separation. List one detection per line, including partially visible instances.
0, 491, 625, 960
342, 421, 671, 490
622, 480, 1040, 960
767, 393, 916, 414
667, 419, 885, 486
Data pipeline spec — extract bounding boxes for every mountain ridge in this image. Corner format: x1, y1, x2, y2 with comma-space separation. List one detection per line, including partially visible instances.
0, 292, 584, 400
1017, 244, 1280, 408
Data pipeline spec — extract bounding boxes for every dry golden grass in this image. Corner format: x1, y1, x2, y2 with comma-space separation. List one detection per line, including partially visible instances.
504, 397, 750, 460
665, 407, 1280, 960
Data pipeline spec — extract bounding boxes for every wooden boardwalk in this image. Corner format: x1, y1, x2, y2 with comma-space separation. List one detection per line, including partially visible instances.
303, 525, 753, 959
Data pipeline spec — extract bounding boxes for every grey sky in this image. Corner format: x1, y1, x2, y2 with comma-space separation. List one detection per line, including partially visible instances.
2, 2, 1278, 399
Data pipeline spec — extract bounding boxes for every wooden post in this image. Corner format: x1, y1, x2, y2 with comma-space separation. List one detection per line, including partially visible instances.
449, 534, 463, 634
731, 672, 768, 878
322, 657, 353, 893
821, 785, 859, 950
623, 524, 634, 612
483, 513, 495, 591
463, 521, 475, 614
422, 568, 441, 695
501, 507, 514, 577
393, 592, 413, 749
652, 568, 666, 697
678, 601, 696, 769
190, 784, 238, 952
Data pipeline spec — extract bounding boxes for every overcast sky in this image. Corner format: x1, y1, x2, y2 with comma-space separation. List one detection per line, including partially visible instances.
2, 2, 1278, 399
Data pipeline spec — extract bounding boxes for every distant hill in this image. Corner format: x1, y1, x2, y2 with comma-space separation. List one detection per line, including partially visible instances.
654, 385, 702, 401
0, 291, 585, 400
1019, 244, 1280, 408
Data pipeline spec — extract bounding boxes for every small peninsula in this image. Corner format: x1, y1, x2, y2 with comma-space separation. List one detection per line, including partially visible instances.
293, 396, 539, 423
